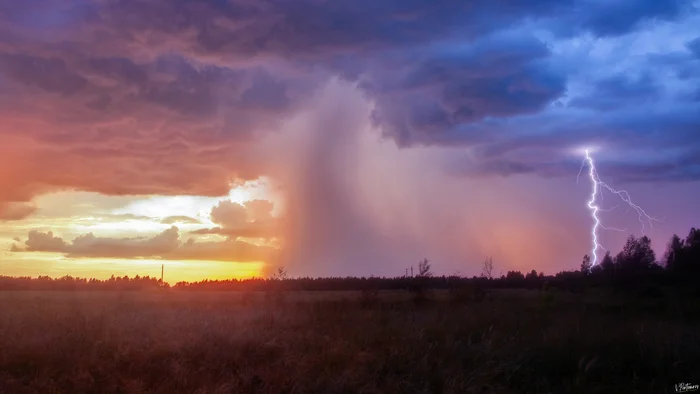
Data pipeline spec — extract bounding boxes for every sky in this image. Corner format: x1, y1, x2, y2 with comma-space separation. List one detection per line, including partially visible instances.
1, 0, 699, 282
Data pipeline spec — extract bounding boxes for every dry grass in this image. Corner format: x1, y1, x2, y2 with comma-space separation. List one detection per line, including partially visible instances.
0, 289, 698, 393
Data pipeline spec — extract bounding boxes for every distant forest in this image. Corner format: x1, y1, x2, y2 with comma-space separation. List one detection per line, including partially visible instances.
1, 227, 699, 294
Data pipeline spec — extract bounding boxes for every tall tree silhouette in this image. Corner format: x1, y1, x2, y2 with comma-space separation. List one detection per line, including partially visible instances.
615, 235, 656, 274
417, 258, 432, 277
663, 234, 685, 272
685, 228, 700, 266
591, 251, 615, 277
481, 257, 494, 279
580, 254, 592, 275
601, 251, 615, 272
665, 228, 700, 284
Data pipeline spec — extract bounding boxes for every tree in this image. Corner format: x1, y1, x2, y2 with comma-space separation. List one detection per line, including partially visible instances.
601, 251, 614, 272
663, 234, 685, 272
615, 235, 656, 274
666, 228, 700, 282
271, 266, 288, 280
684, 228, 700, 269
506, 271, 525, 281
526, 269, 538, 280
636, 236, 657, 268
481, 256, 494, 279
686, 227, 700, 249
581, 254, 592, 275
417, 258, 432, 277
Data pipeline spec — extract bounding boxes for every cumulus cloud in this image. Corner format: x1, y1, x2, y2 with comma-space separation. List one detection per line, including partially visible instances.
244, 200, 274, 221
210, 200, 249, 228
19, 230, 67, 252
10, 226, 274, 262
192, 199, 280, 239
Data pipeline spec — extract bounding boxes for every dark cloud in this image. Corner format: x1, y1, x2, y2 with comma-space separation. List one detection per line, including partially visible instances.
649, 48, 700, 81
86, 56, 149, 87
569, 73, 661, 111
91, 0, 572, 59
239, 69, 290, 110
446, 149, 700, 184
439, 96, 700, 183
572, 0, 694, 36
0, 51, 303, 202
362, 33, 567, 146
446, 158, 537, 178
687, 36, 700, 58
0, 53, 87, 95
0, 0, 698, 208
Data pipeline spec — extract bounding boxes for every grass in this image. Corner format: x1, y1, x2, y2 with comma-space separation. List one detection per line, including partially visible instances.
0, 289, 698, 393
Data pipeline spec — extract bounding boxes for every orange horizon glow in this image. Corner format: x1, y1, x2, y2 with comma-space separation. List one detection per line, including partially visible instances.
1, 178, 279, 283
3, 238, 269, 284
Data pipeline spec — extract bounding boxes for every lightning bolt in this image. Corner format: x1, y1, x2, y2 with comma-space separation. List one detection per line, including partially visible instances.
577, 150, 661, 265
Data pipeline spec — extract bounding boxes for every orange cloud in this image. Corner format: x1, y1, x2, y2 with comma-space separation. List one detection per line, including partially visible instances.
244, 200, 275, 221
191, 222, 279, 239
10, 226, 275, 262
160, 216, 201, 225
164, 238, 276, 263
0, 202, 37, 221
0, 53, 300, 210
210, 200, 249, 228
192, 199, 281, 240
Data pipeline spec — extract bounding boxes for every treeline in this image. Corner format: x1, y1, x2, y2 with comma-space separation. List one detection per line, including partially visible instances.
576, 227, 700, 291
0, 275, 164, 291
0, 274, 559, 292
1, 227, 698, 293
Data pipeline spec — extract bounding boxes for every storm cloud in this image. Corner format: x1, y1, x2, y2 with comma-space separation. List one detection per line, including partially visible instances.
1, 0, 699, 208
1, 0, 699, 276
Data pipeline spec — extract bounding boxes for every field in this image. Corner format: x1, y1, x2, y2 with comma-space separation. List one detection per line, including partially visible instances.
0, 289, 698, 393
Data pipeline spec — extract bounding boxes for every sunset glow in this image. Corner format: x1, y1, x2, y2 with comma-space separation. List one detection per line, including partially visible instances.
1, 181, 276, 282
1, 0, 699, 281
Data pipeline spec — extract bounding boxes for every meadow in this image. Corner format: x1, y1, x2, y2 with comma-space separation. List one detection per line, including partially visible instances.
0, 289, 698, 394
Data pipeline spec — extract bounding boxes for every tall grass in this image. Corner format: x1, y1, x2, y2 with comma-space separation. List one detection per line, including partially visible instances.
0, 290, 697, 393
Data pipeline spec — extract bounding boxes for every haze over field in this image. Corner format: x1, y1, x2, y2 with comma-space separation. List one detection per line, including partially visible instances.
1, 0, 699, 282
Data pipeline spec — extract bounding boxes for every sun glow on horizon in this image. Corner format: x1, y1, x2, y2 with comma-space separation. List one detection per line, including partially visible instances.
1, 178, 278, 282
2, 253, 265, 284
